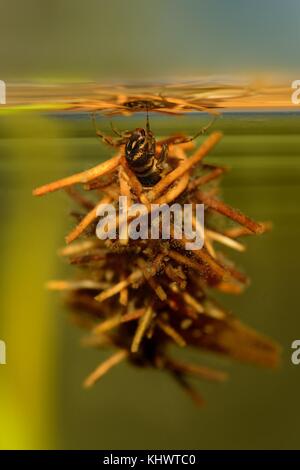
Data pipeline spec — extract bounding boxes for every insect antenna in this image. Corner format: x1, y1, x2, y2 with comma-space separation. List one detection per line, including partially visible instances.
91, 112, 98, 133
146, 104, 150, 134
110, 121, 123, 137
187, 114, 219, 142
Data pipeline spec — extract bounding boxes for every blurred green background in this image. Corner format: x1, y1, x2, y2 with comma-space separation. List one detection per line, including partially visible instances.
0, 111, 299, 450
0, 0, 300, 451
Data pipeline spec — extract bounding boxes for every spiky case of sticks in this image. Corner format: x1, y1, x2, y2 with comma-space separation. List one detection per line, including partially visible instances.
33, 115, 280, 406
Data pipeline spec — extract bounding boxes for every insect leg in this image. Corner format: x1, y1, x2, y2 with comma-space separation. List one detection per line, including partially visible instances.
157, 134, 187, 146
185, 115, 219, 142
159, 115, 219, 147
110, 121, 131, 141
91, 113, 120, 148
156, 143, 168, 170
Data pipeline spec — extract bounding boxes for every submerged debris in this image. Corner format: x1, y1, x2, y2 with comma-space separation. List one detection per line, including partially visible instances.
33, 111, 280, 405
69, 91, 221, 116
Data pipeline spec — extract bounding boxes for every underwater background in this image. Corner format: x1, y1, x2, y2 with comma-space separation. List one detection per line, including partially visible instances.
0, 0, 300, 450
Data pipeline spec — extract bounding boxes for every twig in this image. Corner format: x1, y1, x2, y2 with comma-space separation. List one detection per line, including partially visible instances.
65, 187, 95, 210
223, 221, 272, 238
166, 357, 228, 382
95, 270, 143, 303
131, 305, 154, 353
147, 132, 223, 202
46, 280, 111, 291
188, 165, 226, 191
33, 154, 121, 196
157, 319, 186, 347
66, 196, 111, 244
83, 349, 128, 388
206, 229, 246, 252
196, 192, 263, 234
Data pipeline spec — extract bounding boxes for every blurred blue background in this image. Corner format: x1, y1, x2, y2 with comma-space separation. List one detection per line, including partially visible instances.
0, 0, 300, 80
